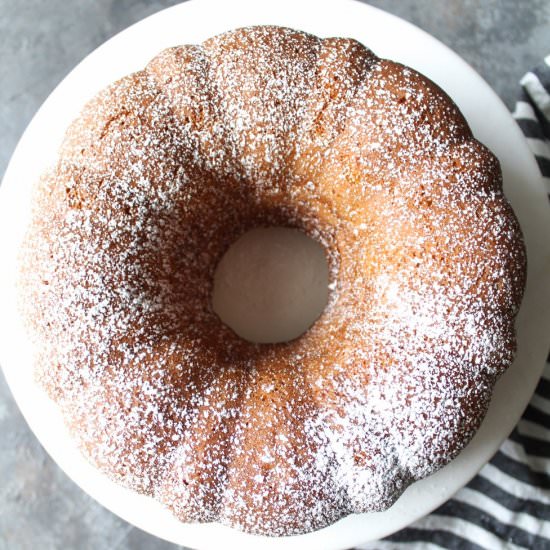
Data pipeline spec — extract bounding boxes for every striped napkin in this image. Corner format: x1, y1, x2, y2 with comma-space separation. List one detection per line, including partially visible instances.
360, 56, 550, 550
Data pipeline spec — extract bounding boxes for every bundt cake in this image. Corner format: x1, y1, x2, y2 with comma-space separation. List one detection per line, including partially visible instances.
19, 26, 526, 536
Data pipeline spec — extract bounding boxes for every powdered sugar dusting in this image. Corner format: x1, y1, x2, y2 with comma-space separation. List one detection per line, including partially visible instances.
18, 26, 526, 536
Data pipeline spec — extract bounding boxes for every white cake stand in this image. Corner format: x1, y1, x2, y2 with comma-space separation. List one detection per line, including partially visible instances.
1, 0, 550, 548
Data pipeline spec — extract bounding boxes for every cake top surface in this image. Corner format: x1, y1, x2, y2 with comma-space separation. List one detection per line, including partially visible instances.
18, 25, 526, 536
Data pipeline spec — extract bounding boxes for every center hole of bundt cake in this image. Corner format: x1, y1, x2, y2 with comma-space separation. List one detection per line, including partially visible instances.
212, 227, 329, 344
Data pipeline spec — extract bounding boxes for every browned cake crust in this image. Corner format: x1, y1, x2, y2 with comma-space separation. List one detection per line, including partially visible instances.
19, 26, 526, 536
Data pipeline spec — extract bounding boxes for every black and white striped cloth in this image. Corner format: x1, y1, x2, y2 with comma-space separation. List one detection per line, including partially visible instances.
360, 56, 550, 550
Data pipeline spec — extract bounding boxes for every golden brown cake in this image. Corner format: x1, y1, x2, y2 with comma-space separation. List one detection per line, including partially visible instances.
19, 26, 526, 536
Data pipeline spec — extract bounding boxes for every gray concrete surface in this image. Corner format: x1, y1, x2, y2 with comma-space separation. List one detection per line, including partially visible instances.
1, 1, 549, 549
